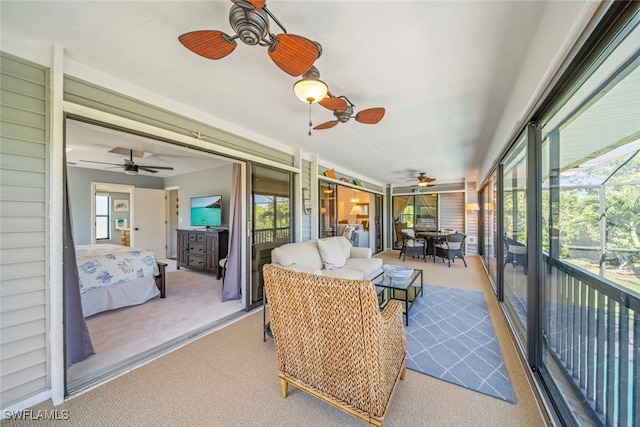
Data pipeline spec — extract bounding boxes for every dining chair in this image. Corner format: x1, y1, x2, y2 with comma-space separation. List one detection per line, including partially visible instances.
435, 232, 467, 267
394, 222, 408, 249
398, 229, 427, 262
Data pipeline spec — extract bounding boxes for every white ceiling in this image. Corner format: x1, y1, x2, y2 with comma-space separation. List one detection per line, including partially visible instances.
65, 119, 230, 178
1, 1, 553, 186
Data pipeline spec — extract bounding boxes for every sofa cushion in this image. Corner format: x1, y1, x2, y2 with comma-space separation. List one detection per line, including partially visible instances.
271, 240, 324, 270
317, 238, 347, 270
343, 257, 383, 279
350, 247, 372, 259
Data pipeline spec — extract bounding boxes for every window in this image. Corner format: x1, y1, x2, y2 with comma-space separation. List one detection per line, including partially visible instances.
253, 194, 290, 243
95, 194, 110, 240
393, 195, 438, 230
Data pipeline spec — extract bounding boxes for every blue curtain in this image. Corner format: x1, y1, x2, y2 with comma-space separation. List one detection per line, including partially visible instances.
64, 158, 94, 367
222, 163, 242, 301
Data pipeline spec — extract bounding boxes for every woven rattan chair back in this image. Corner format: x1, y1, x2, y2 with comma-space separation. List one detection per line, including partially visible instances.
262, 264, 407, 426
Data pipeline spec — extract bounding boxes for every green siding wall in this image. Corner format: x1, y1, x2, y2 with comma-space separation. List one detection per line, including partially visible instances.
0, 52, 50, 408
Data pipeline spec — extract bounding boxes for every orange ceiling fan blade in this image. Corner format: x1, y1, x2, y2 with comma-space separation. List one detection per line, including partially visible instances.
355, 107, 385, 125
268, 34, 321, 76
319, 97, 348, 112
179, 30, 237, 60
313, 121, 339, 130
417, 173, 435, 182
231, 0, 266, 10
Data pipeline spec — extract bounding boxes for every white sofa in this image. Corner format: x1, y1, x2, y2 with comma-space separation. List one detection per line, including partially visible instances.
270, 236, 383, 280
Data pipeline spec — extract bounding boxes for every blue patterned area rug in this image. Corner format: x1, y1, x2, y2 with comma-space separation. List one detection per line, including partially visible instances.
405, 284, 516, 403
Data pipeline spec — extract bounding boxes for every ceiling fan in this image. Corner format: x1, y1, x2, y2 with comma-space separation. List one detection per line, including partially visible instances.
313, 94, 385, 130
407, 172, 436, 187
178, 0, 322, 77
79, 150, 175, 175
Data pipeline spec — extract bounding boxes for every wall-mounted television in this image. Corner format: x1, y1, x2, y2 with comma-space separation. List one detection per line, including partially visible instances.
190, 195, 222, 227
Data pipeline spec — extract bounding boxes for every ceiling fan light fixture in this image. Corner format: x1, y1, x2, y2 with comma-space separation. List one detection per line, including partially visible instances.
124, 164, 138, 175
418, 181, 429, 187
293, 77, 328, 104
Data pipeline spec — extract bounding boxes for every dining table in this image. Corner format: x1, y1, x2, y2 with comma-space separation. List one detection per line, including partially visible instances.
415, 231, 448, 262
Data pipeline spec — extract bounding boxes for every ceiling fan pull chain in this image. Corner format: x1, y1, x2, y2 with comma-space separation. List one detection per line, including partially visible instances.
308, 102, 312, 136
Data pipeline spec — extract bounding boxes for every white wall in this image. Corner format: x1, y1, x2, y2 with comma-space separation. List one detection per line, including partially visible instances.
67, 167, 164, 245
164, 164, 233, 229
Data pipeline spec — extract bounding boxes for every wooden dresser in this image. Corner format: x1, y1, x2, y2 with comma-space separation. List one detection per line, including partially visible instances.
176, 229, 229, 279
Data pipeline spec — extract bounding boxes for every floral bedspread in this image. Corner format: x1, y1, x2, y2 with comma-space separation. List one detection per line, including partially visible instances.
76, 244, 160, 292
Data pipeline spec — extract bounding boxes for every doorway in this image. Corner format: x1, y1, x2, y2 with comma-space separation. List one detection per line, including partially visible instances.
166, 187, 179, 259
64, 118, 245, 395
318, 181, 382, 253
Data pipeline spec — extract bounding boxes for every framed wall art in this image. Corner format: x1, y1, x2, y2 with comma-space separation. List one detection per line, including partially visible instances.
114, 199, 129, 212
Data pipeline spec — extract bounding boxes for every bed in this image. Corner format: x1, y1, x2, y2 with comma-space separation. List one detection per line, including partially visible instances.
76, 244, 166, 318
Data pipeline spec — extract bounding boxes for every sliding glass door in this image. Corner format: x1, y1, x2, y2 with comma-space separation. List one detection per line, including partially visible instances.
319, 181, 338, 238
501, 134, 528, 344
318, 180, 382, 252
248, 164, 293, 309
375, 194, 383, 253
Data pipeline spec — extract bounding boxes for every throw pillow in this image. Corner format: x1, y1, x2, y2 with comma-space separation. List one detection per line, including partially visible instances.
401, 228, 415, 238
343, 226, 354, 241
317, 238, 347, 270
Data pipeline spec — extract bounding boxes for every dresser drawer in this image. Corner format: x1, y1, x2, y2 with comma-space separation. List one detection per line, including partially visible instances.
188, 255, 204, 268
177, 229, 226, 277
188, 243, 204, 254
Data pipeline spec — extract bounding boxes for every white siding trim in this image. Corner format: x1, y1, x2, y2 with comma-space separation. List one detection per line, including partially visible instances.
49, 44, 64, 406
293, 147, 302, 242
310, 155, 319, 240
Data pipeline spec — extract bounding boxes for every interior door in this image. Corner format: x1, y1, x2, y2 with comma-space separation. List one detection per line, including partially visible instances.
132, 187, 167, 258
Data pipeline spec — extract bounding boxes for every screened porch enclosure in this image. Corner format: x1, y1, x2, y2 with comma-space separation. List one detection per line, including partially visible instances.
538, 24, 639, 426
478, 12, 639, 426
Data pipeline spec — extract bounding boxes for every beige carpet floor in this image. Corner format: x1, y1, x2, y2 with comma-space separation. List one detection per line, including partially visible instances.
11, 252, 550, 426
67, 266, 244, 388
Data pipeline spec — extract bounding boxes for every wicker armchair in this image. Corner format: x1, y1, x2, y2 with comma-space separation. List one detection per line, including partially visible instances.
262, 264, 407, 427
435, 232, 467, 267
398, 229, 427, 262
